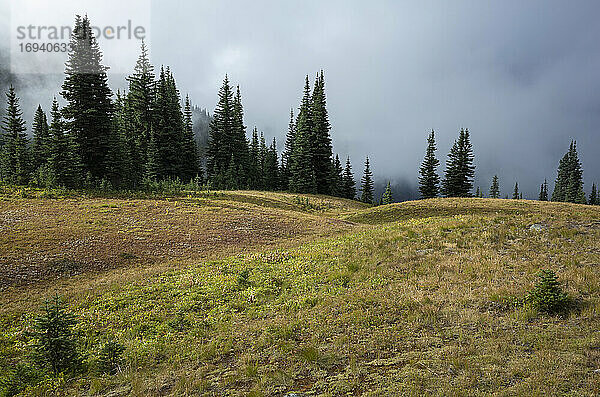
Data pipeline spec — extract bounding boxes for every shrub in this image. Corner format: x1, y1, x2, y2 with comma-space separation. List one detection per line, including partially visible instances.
98, 339, 125, 375
0, 362, 43, 397
526, 270, 570, 314
29, 296, 80, 376
30, 164, 57, 189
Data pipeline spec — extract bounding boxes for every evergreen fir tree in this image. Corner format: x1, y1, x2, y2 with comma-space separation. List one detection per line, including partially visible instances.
224, 154, 238, 190
248, 127, 260, 189
280, 108, 295, 188
360, 157, 374, 204
552, 150, 570, 202
489, 175, 500, 198
48, 98, 81, 188
475, 186, 481, 197
418, 129, 440, 198
289, 76, 316, 193
126, 40, 155, 186
552, 141, 586, 203
61, 15, 114, 182
30, 296, 79, 376
512, 182, 519, 199
207, 75, 234, 185
0, 85, 30, 184
231, 86, 250, 187
258, 132, 268, 189
152, 67, 186, 179
263, 138, 279, 190
442, 128, 475, 197
381, 181, 393, 205
32, 105, 50, 169
566, 141, 585, 203
589, 183, 597, 205
310, 71, 333, 194
105, 91, 127, 187
342, 156, 356, 200
144, 126, 160, 181
115, 90, 137, 187
539, 179, 549, 201
332, 154, 344, 197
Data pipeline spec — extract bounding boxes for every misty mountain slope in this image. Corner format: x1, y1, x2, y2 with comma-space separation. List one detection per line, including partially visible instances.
192, 105, 211, 164
0, 194, 599, 395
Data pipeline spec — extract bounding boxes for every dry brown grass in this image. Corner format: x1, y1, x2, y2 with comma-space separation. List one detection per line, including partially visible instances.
0, 193, 360, 289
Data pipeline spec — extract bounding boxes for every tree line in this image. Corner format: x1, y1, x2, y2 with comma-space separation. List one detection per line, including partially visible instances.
417, 130, 598, 205
1, 15, 597, 206
0, 15, 385, 203
1, 16, 200, 190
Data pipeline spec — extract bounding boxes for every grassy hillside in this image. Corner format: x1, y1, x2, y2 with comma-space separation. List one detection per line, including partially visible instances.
0, 189, 364, 289
1, 193, 600, 396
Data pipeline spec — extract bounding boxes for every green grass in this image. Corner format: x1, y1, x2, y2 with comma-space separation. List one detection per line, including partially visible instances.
1, 194, 600, 395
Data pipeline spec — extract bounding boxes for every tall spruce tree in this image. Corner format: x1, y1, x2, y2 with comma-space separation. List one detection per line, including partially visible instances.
512, 182, 519, 199
342, 156, 356, 200
418, 129, 440, 198
360, 157, 374, 204
152, 67, 186, 179
126, 40, 155, 185
289, 76, 316, 193
442, 128, 475, 197
381, 181, 393, 205
552, 150, 570, 202
207, 75, 234, 185
489, 175, 500, 198
248, 127, 260, 189
0, 85, 30, 184
589, 183, 597, 205
310, 71, 333, 194
61, 15, 113, 183
32, 105, 50, 170
552, 141, 586, 203
281, 108, 296, 188
231, 86, 250, 187
566, 141, 585, 203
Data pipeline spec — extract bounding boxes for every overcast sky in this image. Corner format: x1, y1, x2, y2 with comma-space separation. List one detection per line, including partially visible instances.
2, 0, 600, 198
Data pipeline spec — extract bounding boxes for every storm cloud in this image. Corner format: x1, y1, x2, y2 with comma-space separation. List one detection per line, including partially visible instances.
3, 0, 600, 198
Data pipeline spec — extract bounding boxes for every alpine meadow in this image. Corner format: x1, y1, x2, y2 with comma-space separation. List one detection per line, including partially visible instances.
1, 2, 600, 396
